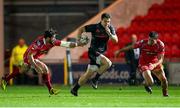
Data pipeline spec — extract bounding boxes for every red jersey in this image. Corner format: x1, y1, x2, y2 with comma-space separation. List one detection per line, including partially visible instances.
23, 36, 61, 64
133, 39, 165, 66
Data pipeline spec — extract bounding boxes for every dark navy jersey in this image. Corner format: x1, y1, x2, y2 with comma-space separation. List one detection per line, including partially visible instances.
85, 23, 116, 53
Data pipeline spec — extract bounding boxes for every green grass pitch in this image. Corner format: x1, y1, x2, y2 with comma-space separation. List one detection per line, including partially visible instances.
0, 85, 180, 107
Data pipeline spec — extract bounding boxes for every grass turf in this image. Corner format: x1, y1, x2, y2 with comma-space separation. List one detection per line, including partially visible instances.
0, 85, 180, 107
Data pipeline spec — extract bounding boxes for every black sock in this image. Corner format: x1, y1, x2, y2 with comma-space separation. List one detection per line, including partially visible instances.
94, 73, 101, 81
73, 82, 80, 91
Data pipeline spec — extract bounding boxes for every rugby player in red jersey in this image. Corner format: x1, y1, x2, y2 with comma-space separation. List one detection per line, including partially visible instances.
1, 28, 83, 95
115, 31, 168, 97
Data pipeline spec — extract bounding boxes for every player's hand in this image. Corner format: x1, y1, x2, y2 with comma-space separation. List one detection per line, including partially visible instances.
69, 42, 77, 48
148, 63, 156, 70
105, 26, 111, 35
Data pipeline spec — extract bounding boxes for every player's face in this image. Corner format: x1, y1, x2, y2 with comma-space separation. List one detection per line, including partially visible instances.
101, 18, 111, 27
148, 37, 157, 45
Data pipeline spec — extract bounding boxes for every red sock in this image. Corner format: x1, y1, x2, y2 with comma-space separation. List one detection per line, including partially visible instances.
42, 73, 52, 91
5, 67, 20, 82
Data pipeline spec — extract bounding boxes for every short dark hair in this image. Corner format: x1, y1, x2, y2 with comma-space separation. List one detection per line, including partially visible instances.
149, 31, 158, 39
44, 28, 57, 38
101, 13, 111, 20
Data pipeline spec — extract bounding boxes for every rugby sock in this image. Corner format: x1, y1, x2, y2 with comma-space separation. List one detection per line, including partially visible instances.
161, 79, 168, 96
94, 73, 101, 81
5, 70, 20, 82
73, 82, 80, 91
162, 89, 168, 96
42, 73, 52, 91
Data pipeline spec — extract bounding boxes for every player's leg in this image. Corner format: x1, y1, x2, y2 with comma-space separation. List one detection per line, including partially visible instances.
1, 63, 29, 90
140, 65, 154, 94
78, 65, 96, 85
129, 63, 137, 85
142, 70, 154, 86
152, 66, 168, 97
95, 54, 112, 74
71, 65, 97, 96
33, 59, 59, 95
142, 70, 154, 94
91, 54, 112, 89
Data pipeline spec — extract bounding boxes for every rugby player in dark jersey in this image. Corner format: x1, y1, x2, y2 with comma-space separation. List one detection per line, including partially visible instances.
71, 13, 118, 96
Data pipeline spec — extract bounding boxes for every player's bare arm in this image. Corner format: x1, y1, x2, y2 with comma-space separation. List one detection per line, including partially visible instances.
60, 40, 87, 48
60, 41, 77, 48
105, 27, 118, 43
150, 54, 164, 68
114, 45, 134, 57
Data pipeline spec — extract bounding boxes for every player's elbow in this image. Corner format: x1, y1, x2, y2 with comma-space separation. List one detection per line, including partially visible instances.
112, 38, 118, 43
110, 35, 118, 43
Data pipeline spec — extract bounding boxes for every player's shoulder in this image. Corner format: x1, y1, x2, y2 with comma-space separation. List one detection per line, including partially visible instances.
36, 35, 44, 40
34, 35, 44, 42
109, 25, 115, 30
32, 35, 44, 46
157, 39, 165, 47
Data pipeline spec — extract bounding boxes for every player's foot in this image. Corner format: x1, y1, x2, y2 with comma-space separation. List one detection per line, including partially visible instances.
49, 88, 60, 95
162, 89, 169, 97
144, 86, 152, 94
1, 77, 7, 91
91, 78, 98, 89
70, 88, 78, 96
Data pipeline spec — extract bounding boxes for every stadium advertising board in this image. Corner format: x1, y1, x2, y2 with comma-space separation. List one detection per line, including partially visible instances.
48, 63, 143, 84
168, 62, 180, 85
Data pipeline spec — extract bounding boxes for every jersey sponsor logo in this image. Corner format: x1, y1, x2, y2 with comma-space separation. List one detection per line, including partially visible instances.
96, 35, 106, 38
96, 34, 108, 39
142, 49, 157, 55
146, 52, 157, 55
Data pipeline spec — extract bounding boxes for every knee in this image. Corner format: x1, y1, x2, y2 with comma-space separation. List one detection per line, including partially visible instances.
143, 71, 154, 86
104, 59, 112, 68
87, 65, 99, 72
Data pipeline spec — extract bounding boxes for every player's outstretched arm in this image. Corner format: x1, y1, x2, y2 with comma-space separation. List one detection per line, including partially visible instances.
60, 41, 76, 48
60, 41, 87, 48
114, 45, 133, 57
151, 54, 164, 68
